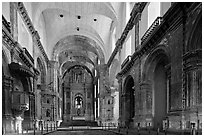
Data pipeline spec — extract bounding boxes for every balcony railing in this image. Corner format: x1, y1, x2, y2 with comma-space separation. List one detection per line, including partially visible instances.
141, 17, 163, 44
23, 47, 34, 64
2, 15, 11, 33
121, 55, 132, 69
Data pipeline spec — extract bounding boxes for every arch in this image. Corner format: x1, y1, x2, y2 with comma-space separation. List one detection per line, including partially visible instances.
75, 95, 83, 109
60, 61, 94, 76
123, 75, 135, 125
49, 21, 106, 53
142, 45, 170, 82
142, 47, 170, 130
62, 65, 94, 80
52, 35, 105, 64
58, 50, 95, 67
187, 11, 202, 52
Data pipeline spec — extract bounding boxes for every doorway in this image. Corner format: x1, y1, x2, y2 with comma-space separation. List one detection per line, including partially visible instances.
153, 60, 167, 130
124, 76, 135, 126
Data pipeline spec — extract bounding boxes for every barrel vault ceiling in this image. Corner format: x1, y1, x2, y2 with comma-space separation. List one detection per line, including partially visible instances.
30, 2, 124, 74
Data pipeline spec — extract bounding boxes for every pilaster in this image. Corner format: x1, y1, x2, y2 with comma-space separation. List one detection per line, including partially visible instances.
48, 60, 58, 92
116, 76, 123, 126
2, 75, 14, 134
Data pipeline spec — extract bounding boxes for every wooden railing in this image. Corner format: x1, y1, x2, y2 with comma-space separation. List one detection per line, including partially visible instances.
141, 17, 163, 44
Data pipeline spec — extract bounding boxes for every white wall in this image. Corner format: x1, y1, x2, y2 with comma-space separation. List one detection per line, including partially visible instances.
17, 12, 33, 55
113, 91, 119, 125
37, 14, 47, 51
160, 2, 171, 16
148, 2, 161, 27
139, 4, 148, 44
2, 2, 10, 21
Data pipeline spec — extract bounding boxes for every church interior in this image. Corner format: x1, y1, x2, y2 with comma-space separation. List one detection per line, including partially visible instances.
2, 2, 202, 135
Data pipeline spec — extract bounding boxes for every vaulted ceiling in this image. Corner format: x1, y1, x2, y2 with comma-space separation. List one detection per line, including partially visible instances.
30, 2, 125, 75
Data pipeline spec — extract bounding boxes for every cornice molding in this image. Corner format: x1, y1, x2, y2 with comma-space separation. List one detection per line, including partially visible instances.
107, 2, 147, 68
17, 2, 35, 36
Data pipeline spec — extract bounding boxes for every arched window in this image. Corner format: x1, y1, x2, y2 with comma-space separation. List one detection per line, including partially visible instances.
108, 99, 111, 105
46, 109, 50, 117
47, 99, 50, 104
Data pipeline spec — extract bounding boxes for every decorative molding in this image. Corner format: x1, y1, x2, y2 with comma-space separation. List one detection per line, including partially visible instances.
2, 28, 16, 48
3, 26, 33, 68
3, 75, 13, 88
17, 2, 35, 36
141, 17, 163, 44
107, 2, 147, 67
16, 2, 50, 66
35, 34, 50, 65
183, 50, 202, 72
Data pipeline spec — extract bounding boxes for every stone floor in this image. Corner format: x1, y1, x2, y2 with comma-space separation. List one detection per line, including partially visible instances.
5, 126, 201, 135
46, 129, 117, 135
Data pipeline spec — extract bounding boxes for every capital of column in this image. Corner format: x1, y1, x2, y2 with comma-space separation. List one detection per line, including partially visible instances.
139, 81, 151, 91
49, 60, 58, 68
97, 64, 108, 71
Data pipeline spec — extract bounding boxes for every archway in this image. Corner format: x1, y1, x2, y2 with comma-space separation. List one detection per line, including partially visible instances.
62, 65, 94, 122
123, 75, 135, 126
144, 48, 170, 130
153, 57, 168, 129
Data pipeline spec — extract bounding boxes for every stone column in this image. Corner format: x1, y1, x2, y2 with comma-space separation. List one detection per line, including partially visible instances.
85, 88, 89, 120
49, 60, 58, 92
2, 75, 14, 134
33, 75, 38, 130
65, 85, 71, 121
94, 77, 99, 120
97, 64, 108, 122
140, 81, 153, 127
116, 76, 123, 126
90, 86, 94, 121
182, 49, 202, 129
63, 87, 66, 121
